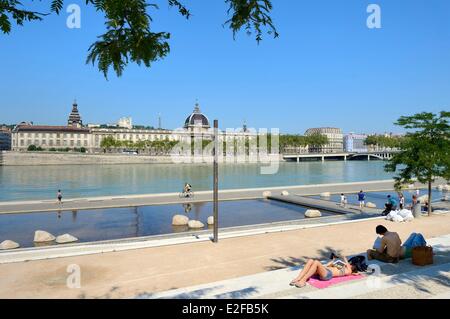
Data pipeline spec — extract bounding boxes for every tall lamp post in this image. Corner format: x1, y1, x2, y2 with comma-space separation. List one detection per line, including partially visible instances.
213, 119, 219, 243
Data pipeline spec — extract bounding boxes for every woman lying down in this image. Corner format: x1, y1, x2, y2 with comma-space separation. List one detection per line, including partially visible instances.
289, 254, 363, 288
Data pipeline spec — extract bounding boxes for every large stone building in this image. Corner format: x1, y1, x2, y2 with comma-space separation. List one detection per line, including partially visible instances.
0, 126, 11, 151
11, 101, 254, 153
305, 127, 344, 153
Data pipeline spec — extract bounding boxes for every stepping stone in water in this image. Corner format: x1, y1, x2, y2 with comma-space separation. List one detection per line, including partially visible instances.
305, 210, 322, 218
188, 220, 205, 229
172, 215, 189, 226
56, 234, 79, 244
0, 240, 20, 250
34, 230, 56, 243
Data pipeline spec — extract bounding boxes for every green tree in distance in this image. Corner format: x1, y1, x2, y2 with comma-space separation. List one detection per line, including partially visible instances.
260, 133, 328, 154
385, 111, 450, 216
365, 135, 404, 149
100, 136, 117, 151
305, 133, 329, 153
0, 0, 278, 78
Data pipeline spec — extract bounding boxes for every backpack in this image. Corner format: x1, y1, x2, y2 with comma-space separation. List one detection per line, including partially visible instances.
348, 255, 368, 272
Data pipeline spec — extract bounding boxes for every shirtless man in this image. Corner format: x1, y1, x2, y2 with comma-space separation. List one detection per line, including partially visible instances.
367, 225, 402, 263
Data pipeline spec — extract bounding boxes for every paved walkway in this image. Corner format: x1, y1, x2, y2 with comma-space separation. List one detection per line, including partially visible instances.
0, 179, 412, 214
141, 234, 450, 299
1, 213, 449, 299
268, 194, 380, 214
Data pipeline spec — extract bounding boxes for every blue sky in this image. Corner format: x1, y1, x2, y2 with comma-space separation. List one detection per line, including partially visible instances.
0, 0, 449, 134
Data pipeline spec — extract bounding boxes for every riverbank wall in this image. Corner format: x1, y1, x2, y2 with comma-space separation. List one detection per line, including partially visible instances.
0, 151, 174, 166
0, 151, 283, 166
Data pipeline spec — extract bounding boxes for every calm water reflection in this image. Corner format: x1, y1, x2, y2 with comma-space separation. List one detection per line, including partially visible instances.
0, 199, 337, 247
0, 161, 393, 201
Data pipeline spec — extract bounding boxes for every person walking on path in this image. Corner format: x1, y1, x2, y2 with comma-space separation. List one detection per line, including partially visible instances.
57, 190, 63, 205
340, 194, 348, 208
358, 190, 366, 211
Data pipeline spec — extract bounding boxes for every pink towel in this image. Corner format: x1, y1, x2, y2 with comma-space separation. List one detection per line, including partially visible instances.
307, 274, 364, 289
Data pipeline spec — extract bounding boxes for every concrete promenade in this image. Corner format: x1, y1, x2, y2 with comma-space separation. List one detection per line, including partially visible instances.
145, 234, 450, 299
0, 213, 449, 298
0, 179, 427, 215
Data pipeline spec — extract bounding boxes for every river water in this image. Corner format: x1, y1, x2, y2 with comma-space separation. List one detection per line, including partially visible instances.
0, 161, 394, 201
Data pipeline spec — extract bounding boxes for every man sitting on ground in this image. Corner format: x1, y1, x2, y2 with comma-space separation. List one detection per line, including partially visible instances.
367, 225, 402, 263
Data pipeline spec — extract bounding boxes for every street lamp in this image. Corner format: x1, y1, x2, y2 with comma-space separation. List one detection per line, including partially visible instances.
213, 119, 219, 243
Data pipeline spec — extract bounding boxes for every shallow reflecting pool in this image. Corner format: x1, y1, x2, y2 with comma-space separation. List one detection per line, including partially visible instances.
0, 199, 339, 248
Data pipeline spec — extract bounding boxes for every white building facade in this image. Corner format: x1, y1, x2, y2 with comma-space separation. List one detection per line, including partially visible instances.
344, 133, 368, 153
11, 102, 256, 153
305, 127, 344, 153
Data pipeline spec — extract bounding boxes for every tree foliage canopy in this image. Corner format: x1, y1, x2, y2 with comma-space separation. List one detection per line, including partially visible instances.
365, 135, 404, 149
384, 111, 450, 214
0, 0, 278, 78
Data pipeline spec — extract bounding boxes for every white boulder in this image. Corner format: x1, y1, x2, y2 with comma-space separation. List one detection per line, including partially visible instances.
262, 191, 272, 198
0, 240, 20, 250
366, 202, 377, 208
34, 230, 56, 243
305, 209, 322, 218
320, 192, 331, 198
437, 185, 444, 191
207, 216, 214, 226
418, 195, 429, 203
56, 234, 78, 244
172, 215, 189, 226
188, 220, 205, 229
444, 185, 450, 191
281, 191, 289, 196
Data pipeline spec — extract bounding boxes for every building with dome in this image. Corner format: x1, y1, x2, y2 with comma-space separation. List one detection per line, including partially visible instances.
184, 103, 210, 131
11, 101, 256, 154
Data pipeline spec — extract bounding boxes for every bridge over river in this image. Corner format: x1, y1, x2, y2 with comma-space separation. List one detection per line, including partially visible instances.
283, 151, 399, 162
